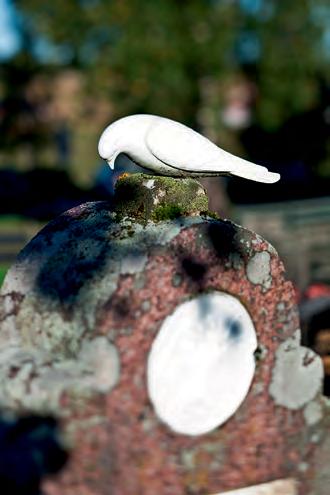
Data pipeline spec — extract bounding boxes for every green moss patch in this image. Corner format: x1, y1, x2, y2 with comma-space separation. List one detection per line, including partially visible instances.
113, 173, 208, 223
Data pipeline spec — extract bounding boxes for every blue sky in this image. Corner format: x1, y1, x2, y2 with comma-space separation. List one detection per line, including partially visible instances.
0, 0, 21, 60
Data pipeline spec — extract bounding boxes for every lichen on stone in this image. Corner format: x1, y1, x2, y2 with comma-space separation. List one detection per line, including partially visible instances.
0, 336, 120, 416
0, 203, 204, 358
246, 251, 272, 291
269, 333, 323, 410
303, 400, 323, 426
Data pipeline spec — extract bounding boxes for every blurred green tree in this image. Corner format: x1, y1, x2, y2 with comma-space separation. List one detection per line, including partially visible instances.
19, 0, 330, 131
0, 53, 50, 151
0, 24, 55, 160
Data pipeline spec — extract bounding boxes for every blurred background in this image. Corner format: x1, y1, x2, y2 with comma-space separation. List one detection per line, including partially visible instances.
1, 0, 330, 389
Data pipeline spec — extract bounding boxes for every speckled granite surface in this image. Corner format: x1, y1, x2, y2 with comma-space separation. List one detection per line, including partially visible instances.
0, 176, 328, 495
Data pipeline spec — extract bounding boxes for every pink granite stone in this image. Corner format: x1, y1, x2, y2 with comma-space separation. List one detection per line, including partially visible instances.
0, 177, 328, 495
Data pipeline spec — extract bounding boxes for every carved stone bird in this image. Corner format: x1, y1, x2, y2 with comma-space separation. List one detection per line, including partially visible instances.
98, 114, 280, 183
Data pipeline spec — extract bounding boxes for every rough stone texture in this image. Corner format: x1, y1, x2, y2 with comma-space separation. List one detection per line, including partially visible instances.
0, 182, 328, 494
113, 173, 209, 222
308, 411, 330, 495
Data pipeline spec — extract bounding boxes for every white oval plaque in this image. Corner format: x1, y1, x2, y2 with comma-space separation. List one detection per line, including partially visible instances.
147, 292, 257, 435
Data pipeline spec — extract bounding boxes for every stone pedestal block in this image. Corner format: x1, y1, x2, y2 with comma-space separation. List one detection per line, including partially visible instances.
0, 175, 328, 495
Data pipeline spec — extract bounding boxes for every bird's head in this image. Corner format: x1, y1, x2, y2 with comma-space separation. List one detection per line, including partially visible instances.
98, 123, 122, 170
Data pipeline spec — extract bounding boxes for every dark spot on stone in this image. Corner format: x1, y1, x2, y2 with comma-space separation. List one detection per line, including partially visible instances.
207, 222, 239, 259
8, 366, 20, 379
225, 318, 242, 340
254, 346, 264, 362
181, 258, 206, 282
137, 203, 145, 215
112, 297, 131, 318
138, 412, 146, 421
32, 206, 115, 306
0, 292, 25, 322
7, 291, 25, 305
303, 353, 316, 367
102, 293, 132, 323
0, 415, 68, 494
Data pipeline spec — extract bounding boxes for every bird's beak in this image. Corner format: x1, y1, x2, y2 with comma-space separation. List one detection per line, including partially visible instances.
107, 151, 119, 170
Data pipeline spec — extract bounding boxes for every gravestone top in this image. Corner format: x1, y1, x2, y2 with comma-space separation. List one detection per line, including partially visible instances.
113, 173, 209, 222
0, 175, 328, 495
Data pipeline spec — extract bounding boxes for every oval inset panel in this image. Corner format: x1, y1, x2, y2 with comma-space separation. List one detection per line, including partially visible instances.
147, 292, 257, 435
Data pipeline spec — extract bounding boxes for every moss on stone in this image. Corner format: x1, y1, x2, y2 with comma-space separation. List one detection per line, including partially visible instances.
113, 173, 208, 223
203, 210, 221, 220
153, 204, 184, 221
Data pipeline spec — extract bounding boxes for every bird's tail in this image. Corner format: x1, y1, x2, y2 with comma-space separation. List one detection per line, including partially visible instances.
230, 164, 281, 184
199, 148, 280, 183
226, 156, 280, 184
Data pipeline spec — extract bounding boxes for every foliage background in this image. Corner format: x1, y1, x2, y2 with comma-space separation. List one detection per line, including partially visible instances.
1, 0, 330, 286
1, 0, 330, 184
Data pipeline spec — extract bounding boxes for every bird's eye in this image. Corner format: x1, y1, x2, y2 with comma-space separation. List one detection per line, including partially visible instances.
147, 291, 257, 436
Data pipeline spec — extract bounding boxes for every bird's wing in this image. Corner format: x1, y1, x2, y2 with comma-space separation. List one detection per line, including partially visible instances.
146, 118, 280, 183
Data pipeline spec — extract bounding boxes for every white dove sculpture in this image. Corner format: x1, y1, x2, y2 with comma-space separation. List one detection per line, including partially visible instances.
98, 114, 280, 183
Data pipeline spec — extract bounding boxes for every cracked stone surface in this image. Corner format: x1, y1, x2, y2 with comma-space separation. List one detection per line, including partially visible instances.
0, 194, 328, 495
